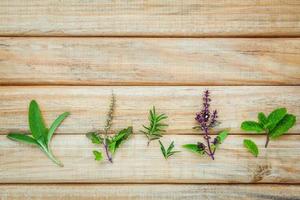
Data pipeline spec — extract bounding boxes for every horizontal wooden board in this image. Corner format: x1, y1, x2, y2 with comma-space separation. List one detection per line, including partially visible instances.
1, 38, 300, 86
1, 184, 300, 200
1, 135, 299, 183
0, 86, 299, 135
0, 1, 300, 36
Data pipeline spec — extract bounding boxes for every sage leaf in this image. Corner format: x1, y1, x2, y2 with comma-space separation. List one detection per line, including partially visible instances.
7, 133, 39, 146
243, 139, 259, 157
270, 114, 296, 139
241, 121, 264, 133
267, 108, 287, 130
182, 144, 204, 155
93, 150, 103, 161
29, 100, 48, 141
48, 112, 70, 145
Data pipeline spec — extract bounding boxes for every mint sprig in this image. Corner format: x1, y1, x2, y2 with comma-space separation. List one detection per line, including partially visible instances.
241, 108, 296, 148
7, 100, 69, 167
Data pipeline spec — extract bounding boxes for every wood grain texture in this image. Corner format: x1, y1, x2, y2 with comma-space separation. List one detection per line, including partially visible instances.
1, 38, 300, 86
0, 86, 299, 134
1, 184, 300, 200
1, 135, 299, 183
0, 0, 300, 36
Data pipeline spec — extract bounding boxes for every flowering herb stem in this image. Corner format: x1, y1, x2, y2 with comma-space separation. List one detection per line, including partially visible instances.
183, 90, 228, 160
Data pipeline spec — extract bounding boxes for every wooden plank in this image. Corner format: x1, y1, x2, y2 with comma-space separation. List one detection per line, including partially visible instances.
1, 38, 300, 86
1, 184, 300, 200
0, 86, 299, 134
1, 135, 299, 183
0, 1, 300, 37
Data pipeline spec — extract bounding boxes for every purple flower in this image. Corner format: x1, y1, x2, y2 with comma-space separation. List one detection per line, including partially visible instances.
194, 90, 220, 160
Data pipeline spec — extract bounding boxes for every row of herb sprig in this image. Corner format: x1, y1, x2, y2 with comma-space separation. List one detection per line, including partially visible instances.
7, 90, 296, 166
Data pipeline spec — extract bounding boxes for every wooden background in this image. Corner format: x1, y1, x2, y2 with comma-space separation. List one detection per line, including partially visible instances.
0, 1, 300, 199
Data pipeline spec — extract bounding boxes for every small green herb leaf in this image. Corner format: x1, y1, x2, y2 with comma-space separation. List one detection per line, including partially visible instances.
182, 144, 205, 155
243, 139, 259, 157
86, 132, 103, 144
258, 112, 268, 127
93, 150, 103, 161
269, 114, 296, 139
159, 140, 180, 159
29, 100, 48, 141
241, 121, 264, 133
159, 140, 167, 158
216, 130, 228, 144
47, 112, 70, 145
7, 133, 39, 146
267, 108, 287, 130
109, 126, 132, 154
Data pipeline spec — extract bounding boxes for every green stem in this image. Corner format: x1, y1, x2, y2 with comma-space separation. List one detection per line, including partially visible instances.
39, 144, 64, 167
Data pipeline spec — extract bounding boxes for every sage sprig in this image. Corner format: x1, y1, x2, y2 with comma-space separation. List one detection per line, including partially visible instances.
140, 106, 168, 146
7, 100, 69, 167
241, 108, 296, 149
86, 93, 133, 163
159, 140, 180, 159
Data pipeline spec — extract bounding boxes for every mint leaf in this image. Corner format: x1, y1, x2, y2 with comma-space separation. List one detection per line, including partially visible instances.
258, 112, 268, 127
29, 100, 48, 142
243, 139, 259, 157
86, 132, 103, 144
47, 112, 70, 145
269, 114, 296, 139
93, 150, 103, 161
7, 133, 39, 146
241, 121, 264, 133
267, 108, 287, 130
182, 144, 204, 155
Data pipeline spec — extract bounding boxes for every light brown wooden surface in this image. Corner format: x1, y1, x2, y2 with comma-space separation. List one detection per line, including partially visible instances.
0, 0, 300, 37
1, 184, 300, 200
0, 86, 299, 135
1, 38, 300, 86
1, 135, 299, 183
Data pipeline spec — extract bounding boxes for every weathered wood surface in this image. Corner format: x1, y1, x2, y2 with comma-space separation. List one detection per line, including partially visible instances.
0, 0, 300, 37
1, 135, 299, 183
1, 184, 300, 200
1, 38, 300, 86
0, 86, 299, 134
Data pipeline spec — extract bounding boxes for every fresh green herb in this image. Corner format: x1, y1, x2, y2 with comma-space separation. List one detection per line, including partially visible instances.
241, 108, 296, 148
86, 93, 133, 163
140, 106, 168, 146
159, 140, 180, 159
243, 139, 259, 157
183, 90, 229, 160
7, 100, 69, 167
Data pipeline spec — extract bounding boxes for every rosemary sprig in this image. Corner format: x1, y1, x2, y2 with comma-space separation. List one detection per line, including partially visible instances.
140, 106, 168, 146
